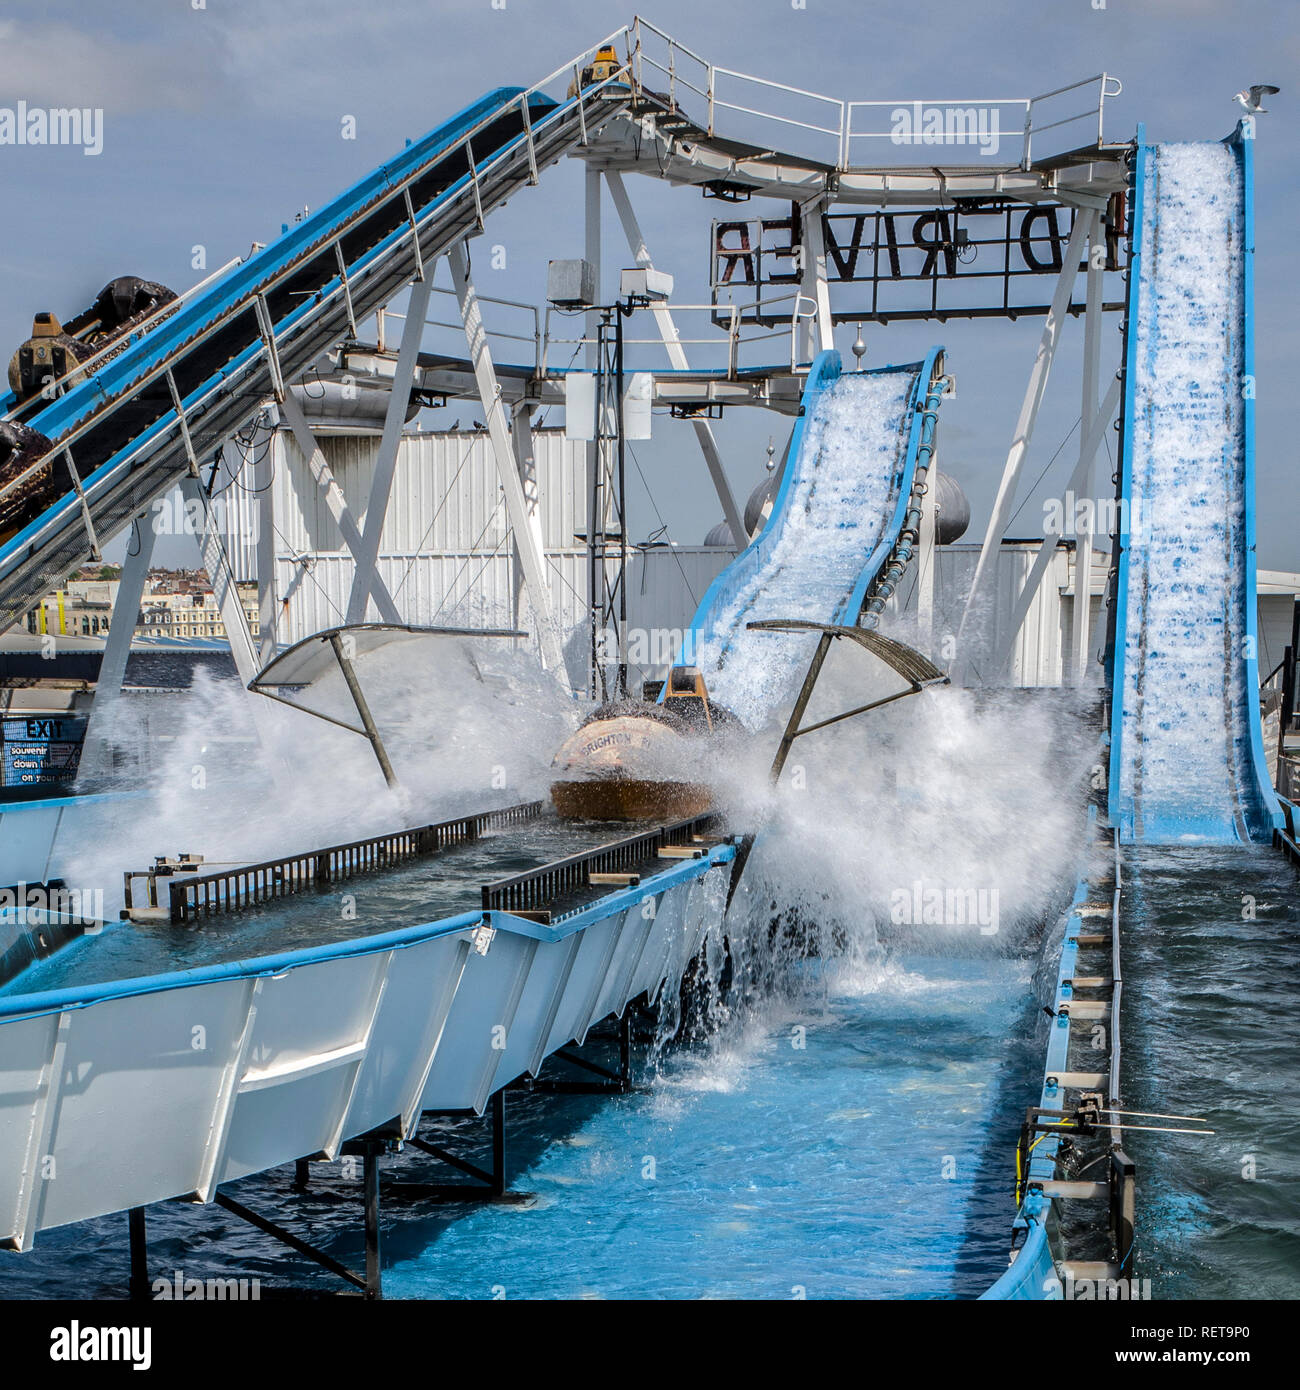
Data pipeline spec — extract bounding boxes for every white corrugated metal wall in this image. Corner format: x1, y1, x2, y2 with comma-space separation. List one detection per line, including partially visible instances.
261, 428, 586, 645
215, 424, 1127, 688
885, 542, 1093, 688
271, 428, 585, 558
249, 425, 734, 665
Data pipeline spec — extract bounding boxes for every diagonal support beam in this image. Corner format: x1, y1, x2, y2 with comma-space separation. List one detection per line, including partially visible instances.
181, 475, 264, 689
345, 277, 433, 624
510, 400, 546, 629
181, 475, 295, 789
991, 371, 1121, 678
605, 170, 746, 547
330, 632, 398, 788
449, 240, 566, 676
75, 508, 157, 785
278, 393, 402, 625
953, 211, 1090, 681
798, 194, 834, 360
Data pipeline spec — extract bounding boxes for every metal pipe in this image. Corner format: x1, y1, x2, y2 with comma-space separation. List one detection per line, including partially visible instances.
329, 632, 397, 789
364, 1142, 382, 1299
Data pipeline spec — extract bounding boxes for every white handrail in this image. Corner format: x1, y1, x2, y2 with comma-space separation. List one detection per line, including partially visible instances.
540, 291, 808, 379
629, 16, 1116, 173
710, 65, 845, 111
712, 98, 843, 140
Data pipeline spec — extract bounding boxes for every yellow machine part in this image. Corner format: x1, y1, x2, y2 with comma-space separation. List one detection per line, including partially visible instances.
567, 44, 623, 97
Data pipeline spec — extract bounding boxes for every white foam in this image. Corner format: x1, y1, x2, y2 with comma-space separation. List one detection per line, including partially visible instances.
694, 370, 914, 727
1119, 141, 1253, 832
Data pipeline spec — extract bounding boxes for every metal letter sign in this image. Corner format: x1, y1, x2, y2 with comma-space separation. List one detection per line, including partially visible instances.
711, 198, 1123, 325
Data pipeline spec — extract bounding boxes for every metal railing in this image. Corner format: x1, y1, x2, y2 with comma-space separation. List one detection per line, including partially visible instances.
541, 290, 812, 378
630, 17, 1119, 173
845, 98, 1031, 169
1025, 74, 1124, 167
1109, 829, 1123, 1133
378, 289, 543, 372
169, 801, 543, 923
483, 811, 724, 920
631, 17, 843, 166
1107, 827, 1135, 1268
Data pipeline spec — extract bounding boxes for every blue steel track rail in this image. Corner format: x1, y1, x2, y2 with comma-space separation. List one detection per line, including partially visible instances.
0, 77, 631, 632
982, 813, 1119, 1301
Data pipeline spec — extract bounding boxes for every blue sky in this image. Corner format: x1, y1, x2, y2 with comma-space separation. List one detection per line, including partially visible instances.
1, 0, 1294, 568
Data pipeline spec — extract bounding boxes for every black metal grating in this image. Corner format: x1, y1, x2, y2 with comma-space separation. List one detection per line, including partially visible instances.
482, 812, 724, 921
169, 801, 543, 924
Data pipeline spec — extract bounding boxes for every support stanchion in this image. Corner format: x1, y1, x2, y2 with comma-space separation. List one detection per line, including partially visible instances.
128, 1207, 148, 1302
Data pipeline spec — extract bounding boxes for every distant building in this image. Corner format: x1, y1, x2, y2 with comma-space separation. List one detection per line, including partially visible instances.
26, 578, 118, 639
25, 569, 258, 643
137, 582, 260, 640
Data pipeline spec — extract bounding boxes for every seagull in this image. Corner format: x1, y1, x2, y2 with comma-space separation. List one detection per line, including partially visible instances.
1233, 84, 1280, 114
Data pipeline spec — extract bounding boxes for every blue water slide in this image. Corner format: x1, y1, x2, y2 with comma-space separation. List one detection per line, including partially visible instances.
1107, 125, 1282, 843
675, 346, 946, 727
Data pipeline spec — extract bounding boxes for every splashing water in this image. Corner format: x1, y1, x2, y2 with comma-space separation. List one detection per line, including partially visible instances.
3, 367, 1106, 1294
694, 370, 916, 728
51, 638, 580, 914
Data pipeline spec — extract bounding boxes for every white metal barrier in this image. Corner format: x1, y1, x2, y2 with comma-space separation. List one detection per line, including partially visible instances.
0, 848, 730, 1249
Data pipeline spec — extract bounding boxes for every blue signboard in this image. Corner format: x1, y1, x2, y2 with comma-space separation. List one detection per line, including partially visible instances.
1, 716, 88, 787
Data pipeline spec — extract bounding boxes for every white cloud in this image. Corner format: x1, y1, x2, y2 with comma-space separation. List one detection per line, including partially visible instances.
0, 19, 209, 114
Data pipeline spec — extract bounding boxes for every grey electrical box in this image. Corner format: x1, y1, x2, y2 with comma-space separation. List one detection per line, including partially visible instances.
547, 258, 597, 308
620, 267, 674, 302
564, 373, 597, 440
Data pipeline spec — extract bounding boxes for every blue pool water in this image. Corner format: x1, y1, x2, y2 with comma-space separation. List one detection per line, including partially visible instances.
4, 843, 1295, 1301
0, 946, 1040, 1300
386, 951, 1037, 1300
1121, 844, 1300, 1298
